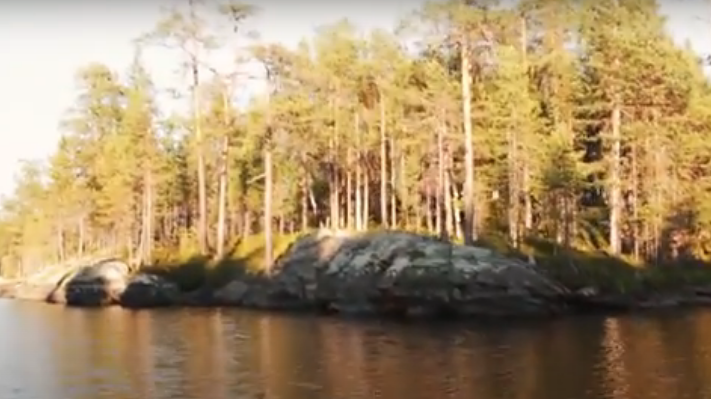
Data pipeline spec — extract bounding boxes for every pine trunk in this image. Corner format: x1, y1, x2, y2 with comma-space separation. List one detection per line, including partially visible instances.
461, 39, 476, 244
380, 96, 388, 228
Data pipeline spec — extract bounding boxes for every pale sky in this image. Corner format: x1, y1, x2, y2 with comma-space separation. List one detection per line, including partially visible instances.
0, 0, 708, 197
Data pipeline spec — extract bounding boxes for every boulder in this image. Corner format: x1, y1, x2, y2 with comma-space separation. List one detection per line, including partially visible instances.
236, 230, 569, 317
45, 267, 89, 304
120, 273, 181, 308
213, 280, 250, 305
64, 259, 130, 307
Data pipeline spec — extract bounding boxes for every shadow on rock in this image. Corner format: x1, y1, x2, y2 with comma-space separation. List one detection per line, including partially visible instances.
120, 273, 182, 308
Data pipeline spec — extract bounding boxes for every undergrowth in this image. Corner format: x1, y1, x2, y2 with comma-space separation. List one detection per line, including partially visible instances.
139, 228, 711, 296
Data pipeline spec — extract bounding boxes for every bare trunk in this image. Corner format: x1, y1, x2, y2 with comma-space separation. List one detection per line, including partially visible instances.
415, 192, 423, 231
609, 102, 622, 255
243, 210, 252, 236
355, 111, 362, 231
215, 82, 233, 258
523, 168, 533, 231
390, 136, 397, 228
379, 96, 388, 228
435, 177, 442, 235
140, 167, 154, 265
301, 176, 309, 232
632, 143, 640, 260
346, 149, 353, 230
78, 216, 85, 257
334, 104, 341, 230
145, 171, 153, 262
453, 185, 463, 239
520, 16, 533, 236
426, 186, 433, 233
399, 151, 407, 229
563, 193, 572, 248
334, 171, 341, 228
445, 154, 454, 236
188, 0, 208, 255
437, 119, 446, 238
278, 215, 285, 234
556, 195, 564, 245
194, 89, 207, 253
308, 187, 319, 222
56, 224, 65, 262
461, 39, 476, 244
508, 127, 519, 248
264, 76, 274, 273
329, 136, 337, 229
356, 166, 362, 231
172, 205, 180, 239
609, 0, 622, 255
652, 116, 663, 263
364, 168, 370, 230
329, 98, 340, 230
264, 140, 273, 273
215, 134, 229, 258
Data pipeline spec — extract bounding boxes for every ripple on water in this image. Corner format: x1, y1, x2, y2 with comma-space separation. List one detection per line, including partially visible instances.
1, 305, 711, 398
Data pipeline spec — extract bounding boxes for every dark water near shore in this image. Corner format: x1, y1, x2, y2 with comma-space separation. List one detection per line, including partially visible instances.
1, 300, 711, 399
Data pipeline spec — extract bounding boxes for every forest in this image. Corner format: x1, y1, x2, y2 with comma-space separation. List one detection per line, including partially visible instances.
2, 0, 711, 278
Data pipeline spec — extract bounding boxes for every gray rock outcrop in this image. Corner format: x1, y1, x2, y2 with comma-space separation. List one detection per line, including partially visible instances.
233, 230, 569, 317
64, 259, 130, 307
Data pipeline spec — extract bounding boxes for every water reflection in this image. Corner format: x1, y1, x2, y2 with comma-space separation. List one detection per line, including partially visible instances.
2, 300, 711, 399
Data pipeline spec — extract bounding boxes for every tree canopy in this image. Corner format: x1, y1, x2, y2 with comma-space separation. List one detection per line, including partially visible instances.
2, 0, 710, 277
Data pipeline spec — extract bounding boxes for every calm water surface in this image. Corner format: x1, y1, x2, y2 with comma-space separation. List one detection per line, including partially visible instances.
1, 299, 711, 399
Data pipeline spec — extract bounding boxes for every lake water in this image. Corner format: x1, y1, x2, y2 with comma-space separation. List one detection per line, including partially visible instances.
1, 299, 710, 399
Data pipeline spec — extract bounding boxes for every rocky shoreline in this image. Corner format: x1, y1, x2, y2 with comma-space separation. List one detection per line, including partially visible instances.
3, 230, 711, 318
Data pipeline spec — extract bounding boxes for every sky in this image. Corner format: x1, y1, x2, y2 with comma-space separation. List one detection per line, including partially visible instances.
0, 0, 708, 197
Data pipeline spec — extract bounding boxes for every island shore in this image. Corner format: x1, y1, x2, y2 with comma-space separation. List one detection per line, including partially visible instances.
3, 230, 711, 318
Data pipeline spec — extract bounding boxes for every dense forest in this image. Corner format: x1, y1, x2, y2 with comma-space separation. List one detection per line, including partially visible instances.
2, 0, 711, 277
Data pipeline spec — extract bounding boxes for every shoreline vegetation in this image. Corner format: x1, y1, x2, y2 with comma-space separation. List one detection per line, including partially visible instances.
146, 232, 711, 312
4, 0, 711, 320
3, 230, 711, 318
